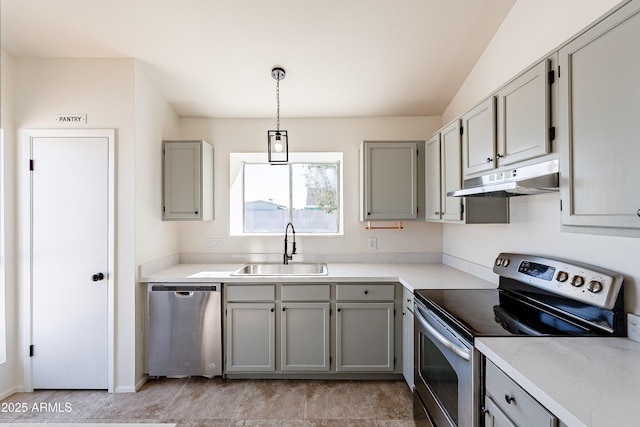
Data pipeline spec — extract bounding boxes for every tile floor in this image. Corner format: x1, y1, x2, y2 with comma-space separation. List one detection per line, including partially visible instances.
0, 378, 416, 426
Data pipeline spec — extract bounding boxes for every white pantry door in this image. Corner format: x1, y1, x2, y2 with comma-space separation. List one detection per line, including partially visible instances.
30, 133, 110, 389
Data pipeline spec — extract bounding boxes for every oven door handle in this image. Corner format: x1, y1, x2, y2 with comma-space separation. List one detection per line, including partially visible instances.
415, 304, 471, 361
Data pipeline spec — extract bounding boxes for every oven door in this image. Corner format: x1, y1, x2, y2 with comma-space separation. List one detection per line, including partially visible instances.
414, 299, 473, 427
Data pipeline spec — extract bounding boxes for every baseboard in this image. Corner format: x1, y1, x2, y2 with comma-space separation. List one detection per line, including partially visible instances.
0, 385, 21, 401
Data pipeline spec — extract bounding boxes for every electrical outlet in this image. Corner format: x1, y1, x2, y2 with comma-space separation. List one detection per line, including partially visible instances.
206, 238, 223, 250
628, 313, 640, 343
367, 237, 377, 251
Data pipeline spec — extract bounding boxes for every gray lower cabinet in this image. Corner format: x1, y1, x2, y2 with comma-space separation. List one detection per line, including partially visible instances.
558, 0, 640, 235
281, 283, 331, 371
484, 396, 517, 427
484, 361, 558, 427
401, 287, 414, 390
335, 302, 394, 372
281, 302, 330, 371
335, 284, 395, 372
225, 302, 276, 372
225, 285, 276, 372
224, 283, 399, 376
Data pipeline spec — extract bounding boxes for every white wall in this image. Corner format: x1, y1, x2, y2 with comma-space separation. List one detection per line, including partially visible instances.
443, 0, 622, 123
177, 116, 444, 257
133, 62, 181, 384
13, 58, 139, 392
0, 50, 19, 398
441, 0, 640, 314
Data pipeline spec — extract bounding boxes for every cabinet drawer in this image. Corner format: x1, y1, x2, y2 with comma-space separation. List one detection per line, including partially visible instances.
336, 284, 394, 301
226, 285, 275, 302
485, 361, 557, 427
281, 284, 330, 301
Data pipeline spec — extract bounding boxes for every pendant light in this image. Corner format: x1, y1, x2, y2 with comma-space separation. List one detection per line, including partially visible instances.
268, 67, 288, 164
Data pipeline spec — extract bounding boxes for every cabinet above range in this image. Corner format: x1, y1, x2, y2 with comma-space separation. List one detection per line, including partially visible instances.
462, 58, 554, 178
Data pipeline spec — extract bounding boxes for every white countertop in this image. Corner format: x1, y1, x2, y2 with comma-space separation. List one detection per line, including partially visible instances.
139, 262, 497, 291
477, 336, 640, 427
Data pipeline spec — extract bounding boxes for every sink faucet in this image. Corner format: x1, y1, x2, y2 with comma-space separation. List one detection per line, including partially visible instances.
283, 222, 297, 264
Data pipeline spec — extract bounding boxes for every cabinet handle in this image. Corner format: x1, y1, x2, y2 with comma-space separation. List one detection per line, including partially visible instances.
337, 308, 341, 312
195, 211, 198, 215
637, 209, 640, 217
270, 307, 275, 312
282, 307, 286, 311
504, 394, 515, 405
486, 157, 492, 163
364, 290, 369, 295
496, 153, 503, 159
434, 211, 439, 215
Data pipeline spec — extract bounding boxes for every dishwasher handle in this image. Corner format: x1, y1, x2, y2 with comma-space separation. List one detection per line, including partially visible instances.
150, 284, 221, 292
175, 291, 194, 297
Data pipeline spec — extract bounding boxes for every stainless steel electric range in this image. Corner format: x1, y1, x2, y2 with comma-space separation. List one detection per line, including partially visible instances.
413, 253, 625, 427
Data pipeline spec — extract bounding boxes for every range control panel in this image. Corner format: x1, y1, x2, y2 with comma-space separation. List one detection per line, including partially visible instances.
493, 253, 623, 310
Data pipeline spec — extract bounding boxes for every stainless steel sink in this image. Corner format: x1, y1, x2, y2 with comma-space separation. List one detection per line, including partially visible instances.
231, 263, 328, 276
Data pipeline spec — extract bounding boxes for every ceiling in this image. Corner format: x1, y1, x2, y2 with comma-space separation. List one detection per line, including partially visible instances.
1, 0, 515, 118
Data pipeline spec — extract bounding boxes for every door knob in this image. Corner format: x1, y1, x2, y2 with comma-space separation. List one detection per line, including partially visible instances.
92, 272, 105, 282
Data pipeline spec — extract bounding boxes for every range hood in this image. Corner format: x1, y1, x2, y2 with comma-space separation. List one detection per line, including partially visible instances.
448, 159, 559, 197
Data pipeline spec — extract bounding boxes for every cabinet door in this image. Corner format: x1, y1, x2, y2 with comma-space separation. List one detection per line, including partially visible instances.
361, 141, 419, 220
163, 140, 214, 221
559, 1, 640, 232
225, 302, 275, 372
462, 97, 497, 176
281, 302, 330, 371
497, 59, 551, 167
425, 134, 442, 221
401, 288, 414, 390
335, 302, 394, 371
484, 396, 517, 427
485, 361, 558, 427
441, 120, 463, 222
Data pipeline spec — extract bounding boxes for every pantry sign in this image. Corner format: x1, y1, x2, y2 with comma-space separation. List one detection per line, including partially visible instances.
55, 114, 87, 124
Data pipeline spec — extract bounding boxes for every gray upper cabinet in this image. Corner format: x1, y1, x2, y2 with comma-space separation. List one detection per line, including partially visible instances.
462, 57, 553, 178
462, 97, 497, 177
558, 0, 640, 235
360, 141, 423, 221
426, 121, 463, 222
496, 58, 552, 167
162, 140, 214, 221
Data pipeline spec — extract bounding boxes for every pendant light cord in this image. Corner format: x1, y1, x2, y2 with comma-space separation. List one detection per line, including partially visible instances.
276, 76, 280, 132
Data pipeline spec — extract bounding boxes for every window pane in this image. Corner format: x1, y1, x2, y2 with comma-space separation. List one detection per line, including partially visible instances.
292, 163, 339, 233
244, 164, 290, 233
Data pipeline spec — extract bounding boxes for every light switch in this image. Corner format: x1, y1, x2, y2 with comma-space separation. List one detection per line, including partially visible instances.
367, 237, 377, 250
206, 238, 223, 250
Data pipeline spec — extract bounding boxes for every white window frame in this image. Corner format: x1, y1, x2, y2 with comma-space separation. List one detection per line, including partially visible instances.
230, 152, 344, 236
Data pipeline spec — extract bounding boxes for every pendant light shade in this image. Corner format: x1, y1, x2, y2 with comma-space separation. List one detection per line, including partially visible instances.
268, 129, 288, 163
268, 67, 288, 164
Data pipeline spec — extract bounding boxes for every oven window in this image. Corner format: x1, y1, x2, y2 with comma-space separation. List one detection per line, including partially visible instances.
420, 333, 458, 424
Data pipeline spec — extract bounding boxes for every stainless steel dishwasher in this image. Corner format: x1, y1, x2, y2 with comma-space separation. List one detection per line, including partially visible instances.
148, 283, 222, 377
